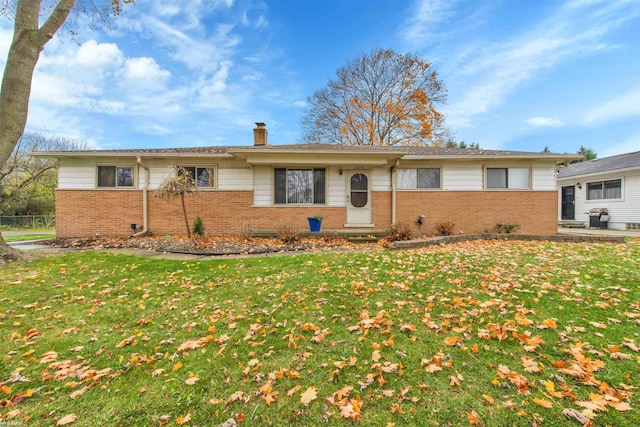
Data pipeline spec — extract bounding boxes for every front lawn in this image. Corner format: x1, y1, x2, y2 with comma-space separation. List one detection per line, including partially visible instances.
1, 240, 638, 426
3, 234, 56, 243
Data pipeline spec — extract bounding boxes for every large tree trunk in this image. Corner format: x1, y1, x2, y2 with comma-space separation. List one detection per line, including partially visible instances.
0, 0, 75, 263
0, 234, 30, 265
0, 0, 77, 168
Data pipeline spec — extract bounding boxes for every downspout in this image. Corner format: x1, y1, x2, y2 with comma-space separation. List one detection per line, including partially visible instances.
132, 156, 149, 237
391, 159, 399, 225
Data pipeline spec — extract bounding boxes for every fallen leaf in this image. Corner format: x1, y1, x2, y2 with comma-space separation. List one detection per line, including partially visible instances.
39, 351, 58, 364
57, 414, 77, 425
533, 398, 553, 408
115, 336, 136, 348
226, 390, 246, 404
287, 385, 301, 397
300, 386, 318, 405
176, 413, 191, 425
467, 410, 480, 425
185, 376, 199, 385
562, 408, 591, 424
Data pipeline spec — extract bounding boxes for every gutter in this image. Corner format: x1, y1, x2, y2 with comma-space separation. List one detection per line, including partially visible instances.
132, 156, 150, 237
391, 159, 399, 225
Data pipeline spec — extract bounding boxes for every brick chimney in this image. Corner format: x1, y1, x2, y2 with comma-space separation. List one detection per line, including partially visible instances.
254, 122, 268, 146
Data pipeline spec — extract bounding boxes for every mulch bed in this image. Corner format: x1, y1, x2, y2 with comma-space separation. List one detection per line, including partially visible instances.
49, 235, 387, 256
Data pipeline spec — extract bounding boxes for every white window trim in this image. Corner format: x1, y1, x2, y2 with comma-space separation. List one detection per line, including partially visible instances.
96, 164, 137, 189
176, 165, 218, 190
272, 167, 327, 206
585, 177, 623, 203
484, 166, 532, 190
396, 167, 443, 191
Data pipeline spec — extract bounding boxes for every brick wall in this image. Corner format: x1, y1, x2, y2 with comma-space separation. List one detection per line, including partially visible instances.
56, 190, 143, 237
56, 189, 558, 237
396, 191, 558, 236
56, 190, 348, 237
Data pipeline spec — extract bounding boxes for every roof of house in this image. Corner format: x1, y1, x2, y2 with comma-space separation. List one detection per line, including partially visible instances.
31, 143, 579, 161
557, 151, 640, 178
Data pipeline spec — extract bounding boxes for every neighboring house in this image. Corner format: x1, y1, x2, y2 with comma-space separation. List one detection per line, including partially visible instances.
557, 151, 640, 231
32, 123, 578, 238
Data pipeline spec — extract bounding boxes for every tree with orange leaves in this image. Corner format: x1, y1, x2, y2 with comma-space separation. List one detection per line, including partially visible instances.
0, 0, 134, 263
301, 48, 448, 146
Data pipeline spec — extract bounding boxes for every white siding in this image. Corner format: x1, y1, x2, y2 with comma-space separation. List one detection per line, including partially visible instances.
147, 165, 169, 189
371, 168, 391, 191
558, 169, 640, 230
327, 168, 345, 206
253, 166, 272, 206
442, 164, 483, 190
58, 158, 250, 191
532, 164, 557, 190
218, 168, 253, 190
58, 164, 96, 189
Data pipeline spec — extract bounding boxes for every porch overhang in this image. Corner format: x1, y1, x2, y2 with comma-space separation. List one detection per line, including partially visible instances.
228, 149, 405, 167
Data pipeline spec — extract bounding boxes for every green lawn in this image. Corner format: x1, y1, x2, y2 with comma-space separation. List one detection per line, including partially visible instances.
3, 234, 56, 242
1, 240, 638, 426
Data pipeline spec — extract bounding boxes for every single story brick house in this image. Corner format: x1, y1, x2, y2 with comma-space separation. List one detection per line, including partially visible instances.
32, 123, 578, 238
558, 151, 640, 231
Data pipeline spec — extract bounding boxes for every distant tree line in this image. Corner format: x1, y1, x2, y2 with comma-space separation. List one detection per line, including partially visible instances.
542, 145, 597, 163
0, 133, 89, 216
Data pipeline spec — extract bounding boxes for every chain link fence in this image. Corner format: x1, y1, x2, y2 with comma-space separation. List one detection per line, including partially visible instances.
0, 215, 55, 229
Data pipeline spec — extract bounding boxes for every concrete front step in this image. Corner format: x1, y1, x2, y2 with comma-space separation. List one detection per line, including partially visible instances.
559, 221, 586, 228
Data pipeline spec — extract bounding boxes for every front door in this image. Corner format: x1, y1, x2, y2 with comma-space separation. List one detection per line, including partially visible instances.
561, 186, 575, 220
346, 171, 372, 225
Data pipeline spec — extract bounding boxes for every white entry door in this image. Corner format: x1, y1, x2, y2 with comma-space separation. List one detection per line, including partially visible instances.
346, 171, 372, 225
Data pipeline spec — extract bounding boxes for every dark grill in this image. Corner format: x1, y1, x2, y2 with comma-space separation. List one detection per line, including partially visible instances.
588, 208, 609, 229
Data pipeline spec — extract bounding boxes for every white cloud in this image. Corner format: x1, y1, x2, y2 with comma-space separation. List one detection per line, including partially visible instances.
431, 0, 640, 129
526, 117, 565, 127
401, 0, 456, 46
76, 40, 123, 68
583, 86, 640, 125
122, 57, 171, 92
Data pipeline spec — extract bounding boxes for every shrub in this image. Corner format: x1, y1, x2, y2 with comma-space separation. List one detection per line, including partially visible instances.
495, 223, 520, 234
386, 222, 413, 241
192, 216, 205, 238
274, 222, 301, 244
239, 222, 253, 240
434, 221, 455, 236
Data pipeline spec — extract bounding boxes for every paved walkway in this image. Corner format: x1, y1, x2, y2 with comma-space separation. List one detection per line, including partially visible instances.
557, 227, 640, 238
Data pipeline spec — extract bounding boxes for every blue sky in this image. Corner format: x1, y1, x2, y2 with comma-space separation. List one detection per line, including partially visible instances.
1, 0, 638, 157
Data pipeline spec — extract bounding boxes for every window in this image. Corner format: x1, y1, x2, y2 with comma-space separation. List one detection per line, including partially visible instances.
178, 166, 216, 188
97, 166, 135, 188
274, 168, 325, 204
397, 168, 441, 189
486, 167, 530, 189
587, 179, 621, 200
